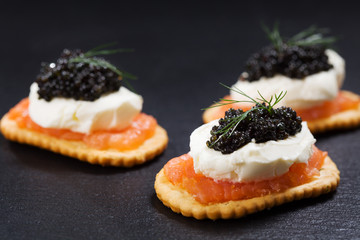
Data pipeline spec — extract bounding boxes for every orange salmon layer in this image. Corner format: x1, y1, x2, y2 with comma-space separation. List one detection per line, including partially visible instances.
212, 92, 360, 122
164, 146, 326, 204
7, 98, 157, 151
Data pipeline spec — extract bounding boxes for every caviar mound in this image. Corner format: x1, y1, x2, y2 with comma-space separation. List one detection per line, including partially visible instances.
245, 44, 333, 81
36, 49, 121, 101
207, 105, 302, 154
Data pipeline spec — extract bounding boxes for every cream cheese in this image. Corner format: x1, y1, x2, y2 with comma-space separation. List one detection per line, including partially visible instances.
28, 83, 143, 134
189, 121, 315, 182
230, 49, 345, 109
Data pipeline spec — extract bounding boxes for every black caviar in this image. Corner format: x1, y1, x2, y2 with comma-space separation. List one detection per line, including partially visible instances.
245, 44, 333, 81
206, 105, 302, 154
35, 49, 121, 101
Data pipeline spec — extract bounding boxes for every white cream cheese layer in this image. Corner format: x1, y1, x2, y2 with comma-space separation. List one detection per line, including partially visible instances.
230, 49, 345, 109
29, 83, 143, 134
189, 121, 315, 182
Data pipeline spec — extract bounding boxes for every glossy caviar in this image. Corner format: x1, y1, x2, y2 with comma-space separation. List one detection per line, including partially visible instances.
36, 49, 121, 101
207, 105, 302, 154
245, 45, 333, 81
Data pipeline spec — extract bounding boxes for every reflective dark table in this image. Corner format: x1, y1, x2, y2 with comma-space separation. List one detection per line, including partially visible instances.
1, 1, 359, 239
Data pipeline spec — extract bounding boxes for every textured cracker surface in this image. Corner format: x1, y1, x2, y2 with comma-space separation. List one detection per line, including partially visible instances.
202, 90, 360, 134
155, 156, 340, 220
0, 114, 168, 167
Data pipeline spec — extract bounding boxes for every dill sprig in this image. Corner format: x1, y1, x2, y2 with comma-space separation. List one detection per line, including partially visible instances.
262, 22, 283, 51
68, 42, 137, 91
205, 83, 286, 115
205, 83, 287, 146
213, 109, 253, 141
262, 23, 337, 51
83, 42, 134, 58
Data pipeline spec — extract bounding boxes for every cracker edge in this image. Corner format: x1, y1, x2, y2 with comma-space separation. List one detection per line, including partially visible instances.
202, 91, 360, 134
307, 91, 360, 133
154, 156, 340, 220
0, 114, 168, 167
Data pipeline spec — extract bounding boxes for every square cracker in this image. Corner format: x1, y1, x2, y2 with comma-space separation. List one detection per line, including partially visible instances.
0, 114, 168, 167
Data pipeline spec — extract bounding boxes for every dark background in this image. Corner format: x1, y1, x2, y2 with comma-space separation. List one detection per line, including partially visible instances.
1, 1, 360, 239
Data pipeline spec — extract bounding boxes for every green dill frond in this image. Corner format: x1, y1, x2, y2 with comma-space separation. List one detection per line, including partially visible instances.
262, 23, 337, 51
68, 43, 137, 91
261, 21, 283, 51
204, 83, 287, 147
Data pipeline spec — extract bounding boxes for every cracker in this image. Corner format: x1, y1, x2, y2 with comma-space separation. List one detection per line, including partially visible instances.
155, 156, 339, 220
0, 114, 168, 167
202, 90, 360, 134
307, 91, 360, 133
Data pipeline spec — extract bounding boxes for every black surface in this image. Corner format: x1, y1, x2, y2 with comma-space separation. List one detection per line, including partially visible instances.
1, 1, 360, 239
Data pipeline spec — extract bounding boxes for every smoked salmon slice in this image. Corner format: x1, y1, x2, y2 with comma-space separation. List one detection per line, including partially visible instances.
8, 98, 157, 151
210, 91, 360, 122
164, 146, 327, 204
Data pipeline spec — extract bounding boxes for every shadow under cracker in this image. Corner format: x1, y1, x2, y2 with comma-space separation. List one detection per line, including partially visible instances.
6, 140, 164, 175
150, 190, 337, 231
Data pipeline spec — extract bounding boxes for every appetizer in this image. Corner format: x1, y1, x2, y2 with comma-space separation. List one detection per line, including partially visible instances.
0, 45, 168, 167
203, 25, 360, 133
155, 93, 339, 220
